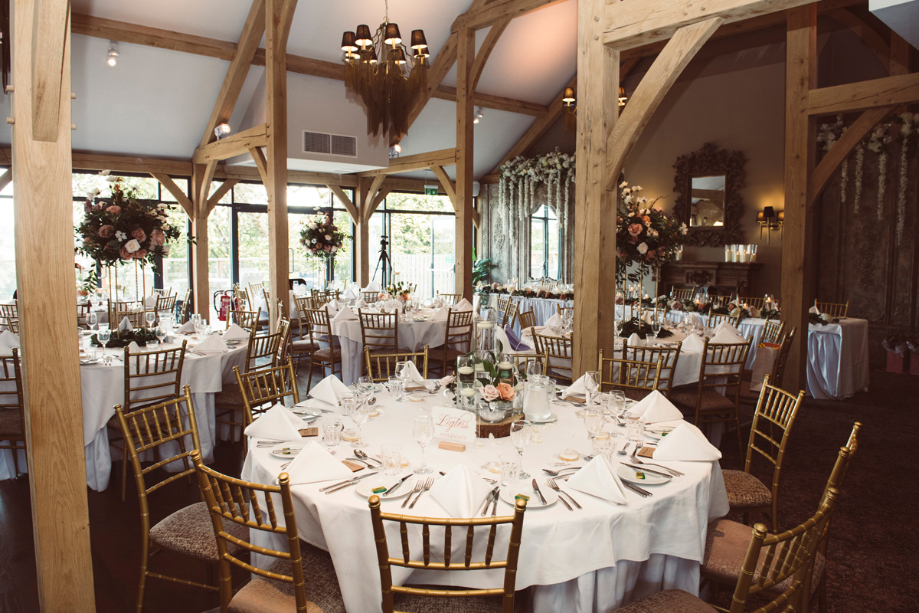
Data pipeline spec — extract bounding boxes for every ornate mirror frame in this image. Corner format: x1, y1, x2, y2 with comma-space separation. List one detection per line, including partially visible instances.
673, 142, 746, 247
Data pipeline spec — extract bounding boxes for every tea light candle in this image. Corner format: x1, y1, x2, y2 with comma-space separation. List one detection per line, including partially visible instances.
497, 361, 513, 370
461, 388, 477, 397
458, 366, 474, 375
477, 321, 493, 329
474, 363, 485, 372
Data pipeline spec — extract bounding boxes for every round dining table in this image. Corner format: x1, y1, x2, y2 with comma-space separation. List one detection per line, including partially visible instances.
242, 389, 728, 613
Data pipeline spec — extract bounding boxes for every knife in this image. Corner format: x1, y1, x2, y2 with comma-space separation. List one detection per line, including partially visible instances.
622, 481, 652, 497
532, 479, 548, 505
320, 471, 379, 493
478, 487, 499, 516
622, 463, 673, 479
382, 474, 412, 498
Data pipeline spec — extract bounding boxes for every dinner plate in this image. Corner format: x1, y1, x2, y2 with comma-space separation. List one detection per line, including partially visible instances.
616, 464, 669, 485
355, 475, 417, 499
526, 413, 558, 424
499, 482, 558, 508
270, 441, 307, 459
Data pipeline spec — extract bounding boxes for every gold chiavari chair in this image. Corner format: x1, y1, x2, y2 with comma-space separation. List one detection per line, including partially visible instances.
502, 299, 519, 328
518, 309, 537, 333
738, 296, 765, 309
707, 312, 740, 329
0, 349, 25, 477
178, 288, 192, 323
77, 301, 94, 328
622, 342, 682, 398
597, 352, 664, 401
511, 352, 547, 377
116, 387, 248, 612
0, 301, 17, 325
368, 495, 528, 613
556, 304, 574, 318
670, 337, 752, 458
289, 295, 319, 374
248, 282, 265, 300
110, 299, 146, 329
815, 300, 848, 318
192, 452, 345, 613
234, 359, 299, 458
761, 319, 786, 344
430, 309, 475, 375
229, 307, 262, 332
364, 346, 429, 383
532, 333, 574, 385
722, 375, 805, 532
233, 285, 251, 311
151, 287, 172, 297
671, 288, 693, 301
362, 290, 380, 304
437, 292, 461, 306
153, 294, 177, 317
496, 294, 511, 318
305, 307, 342, 389
740, 327, 797, 407
359, 310, 401, 355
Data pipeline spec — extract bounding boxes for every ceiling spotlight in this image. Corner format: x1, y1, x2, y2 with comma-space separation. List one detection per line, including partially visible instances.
106, 41, 119, 67
389, 144, 402, 158
473, 107, 484, 125
214, 123, 231, 140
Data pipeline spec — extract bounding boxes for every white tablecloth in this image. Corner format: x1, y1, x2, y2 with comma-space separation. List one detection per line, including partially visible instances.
242, 391, 728, 613
0, 336, 248, 490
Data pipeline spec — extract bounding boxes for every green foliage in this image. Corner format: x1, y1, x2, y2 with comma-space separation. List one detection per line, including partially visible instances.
473, 258, 498, 285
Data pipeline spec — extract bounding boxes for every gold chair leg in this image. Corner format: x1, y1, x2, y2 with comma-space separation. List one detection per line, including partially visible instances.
11, 445, 18, 477
122, 454, 129, 503
306, 357, 315, 391
136, 544, 149, 613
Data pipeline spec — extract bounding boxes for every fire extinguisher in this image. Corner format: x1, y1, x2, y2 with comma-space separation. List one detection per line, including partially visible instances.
218, 292, 236, 322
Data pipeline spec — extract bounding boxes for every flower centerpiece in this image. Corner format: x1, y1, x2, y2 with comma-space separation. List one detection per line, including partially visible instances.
299, 214, 347, 281
76, 178, 182, 272
385, 281, 411, 302
448, 346, 524, 421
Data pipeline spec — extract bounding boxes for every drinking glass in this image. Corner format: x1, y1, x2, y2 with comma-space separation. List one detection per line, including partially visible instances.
145, 310, 156, 332
194, 318, 206, 338
322, 420, 342, 448
350, 403, 370, 448
87, 310, 98, 330
155, 325, 167, 347
388, 376, 405, 401
499, 453, 519, 486
626, 414, 643, 443
584, 408, 606, 457
97, 327, 112, 364
357, 375, 374, 393
584, 370, 600, 405
341, 394, 358, 441
413, 415, 434, 475
381, 444, 402, 476
612, 391, 627, 420
395, 360, 410, 386
509, 421, 531, 479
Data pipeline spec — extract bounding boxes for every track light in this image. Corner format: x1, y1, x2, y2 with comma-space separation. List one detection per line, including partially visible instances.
106, 41, 119, 67
473, 107, 484, 125
214, 123, 231, 140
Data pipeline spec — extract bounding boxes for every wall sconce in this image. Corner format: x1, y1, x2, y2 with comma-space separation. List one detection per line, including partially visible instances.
757, 206, 784, 243
106, 41, 119, 67
389, 144, 401, 158
562, 87, 577, 133
213, 123, 231, 140
618, 86, 628, 107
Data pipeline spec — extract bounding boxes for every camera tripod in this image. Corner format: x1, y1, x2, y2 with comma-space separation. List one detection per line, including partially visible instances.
372, 235, 392, 286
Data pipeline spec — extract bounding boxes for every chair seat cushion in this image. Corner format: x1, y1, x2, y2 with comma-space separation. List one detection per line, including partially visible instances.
228, 544, 344, 613
394, 588, 522, 613
703, 518, 825, 594
616, 589, 716, 612
313, 348, 339, 361
291, 340, 319, 352
0, 409, 23, 436
722, 469, 772, 509
149, 501, 249, 562
214, 383, 245, 408
670, 388, 735, 414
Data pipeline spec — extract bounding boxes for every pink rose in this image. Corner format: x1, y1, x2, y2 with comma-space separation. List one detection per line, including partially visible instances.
119, 247, 132, 259
497, 382, 515, 401
671, 300, 683, 311
481, 385, 500, 402
98, 225, 114, 238
628, 223, 643, 237
132, 228, 146, 242
646, 250, 657, 259
134, 249, 148, 259
617, 248, 626, 258
106, 205, 121, 214
149, 228, 166, 246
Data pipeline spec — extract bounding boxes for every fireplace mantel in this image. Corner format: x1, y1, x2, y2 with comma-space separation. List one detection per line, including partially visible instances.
660, 261, 761, 295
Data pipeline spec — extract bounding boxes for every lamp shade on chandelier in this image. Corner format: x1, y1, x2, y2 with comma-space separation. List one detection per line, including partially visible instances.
340, 1, 428, 137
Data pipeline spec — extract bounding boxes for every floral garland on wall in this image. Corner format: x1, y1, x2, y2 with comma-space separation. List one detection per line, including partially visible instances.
498, 148, 576, 275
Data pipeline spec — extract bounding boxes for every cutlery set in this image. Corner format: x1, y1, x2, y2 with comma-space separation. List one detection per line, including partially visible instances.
321, 471, 379, 494
478, 487, 500, 516
405, 477, 434, 509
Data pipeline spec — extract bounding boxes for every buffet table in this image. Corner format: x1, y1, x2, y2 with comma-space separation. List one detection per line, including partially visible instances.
242, 389, 728, 613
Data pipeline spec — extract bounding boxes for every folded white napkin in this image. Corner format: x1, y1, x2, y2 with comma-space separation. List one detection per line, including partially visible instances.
285, 441, 354, 485
566, 374, 589, 396
454, 298, 473, 312
126, 341, 142, 354
714, 322, 741, 336
642, 311, 654, 324
0, 343, 13, 356
627, 390, 683, 424
653, 422, 722, 462
309, 375, 351, 406
429, 465, 492, 517
627, 333, 642, 347
808, 305, 820, 315
222, 323, 250, 342
681, 333, 705, 353
178, 320, 196, 333
382, 299, 400, 312
363, 282, 381, 292
402, 361, 427, 385
144, 296, 157, 309
566, 456, 629, 505
321, 300, 340, 316
244, 403, 303, 442
333, 306, 358, 323
0, 331, 20, 349
342, 288, 358, 300
355, 298, 368, 308
431, 307, 449, 321
544, 314, 563, 328
711, 327, 746, 344
118, 317, 133, 333
194, 334, 229, 354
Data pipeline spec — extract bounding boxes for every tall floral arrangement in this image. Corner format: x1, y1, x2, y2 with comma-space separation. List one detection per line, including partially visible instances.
299, 213, 347, 261
76, 178, 182, 270
615, 182, 687, 284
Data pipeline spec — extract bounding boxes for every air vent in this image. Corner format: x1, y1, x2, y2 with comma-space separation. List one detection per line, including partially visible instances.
302, 131, 357, 157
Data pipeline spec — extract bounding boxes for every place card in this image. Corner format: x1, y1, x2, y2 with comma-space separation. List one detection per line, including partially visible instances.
638, 446, 655, 458
341, 460, 366, 472
438, 441, 466, 452
299, 427, 319, 437
431, 406, 477, 444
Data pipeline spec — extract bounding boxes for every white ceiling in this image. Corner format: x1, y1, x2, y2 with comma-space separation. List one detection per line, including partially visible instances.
11, 0, 578, 179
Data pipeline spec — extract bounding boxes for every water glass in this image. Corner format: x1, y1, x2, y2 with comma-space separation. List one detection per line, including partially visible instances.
413, 415, 434, 475
388, 376, 405, 401
350, 403, 370, 448
87, 311, 98, 329
499, 453, 519, 486
509, 421, 531, 479
381, 444, 402, 476
457, 381, 477, 409
322, 420, 342, 448
155, 326, 167, 346
145, 310, 156, 331
626, 415, 643, 443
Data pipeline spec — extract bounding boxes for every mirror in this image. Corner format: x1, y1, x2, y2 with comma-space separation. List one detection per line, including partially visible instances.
689, 175, 725, 227
674, 143, 746, 247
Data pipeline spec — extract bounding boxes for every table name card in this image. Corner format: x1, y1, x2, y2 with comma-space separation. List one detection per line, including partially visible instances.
431, 406, 476, 444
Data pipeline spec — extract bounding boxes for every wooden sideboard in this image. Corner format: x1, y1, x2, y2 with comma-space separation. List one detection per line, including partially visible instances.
660, 261, 761, 295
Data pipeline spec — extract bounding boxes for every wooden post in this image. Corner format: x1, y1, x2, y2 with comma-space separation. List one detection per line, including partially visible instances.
455, 26, 475, 301
11, 0, 96, 608
782, 5, 817, 392
572, 0, 619, 378
265, 0, 296, 328
191, 162, 215, 322
355, 178, 371, 287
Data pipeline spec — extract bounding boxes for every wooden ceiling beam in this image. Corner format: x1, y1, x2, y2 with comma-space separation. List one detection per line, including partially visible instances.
432, 86, 546, 115
151, 172, 194, 217
206, 179, 239, 215
808, 72, 919, 115
356, 148, 458, 178
193, 123, 268, 164
71, 13, 237, 59
328, 184, 359, 222
456, 0, 569, 31
471, 18, 511, 92
825, 8, 890, 72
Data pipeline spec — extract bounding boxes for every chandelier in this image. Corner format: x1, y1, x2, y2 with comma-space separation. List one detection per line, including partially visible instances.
340, 0, 429, 137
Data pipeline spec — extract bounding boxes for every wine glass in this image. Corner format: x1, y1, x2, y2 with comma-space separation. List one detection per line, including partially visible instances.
350, 403, 370, 448
145, 310, 156, 333
155, 325, 167, 347
509, 420, 531, 479
584, 370, 600, 406
413, 415, 434, 475
395, 360, 410, 388
97, 326, 112, 364
87, 310, 98, 330
584, 408, 606, 459
193, 317, 206, 339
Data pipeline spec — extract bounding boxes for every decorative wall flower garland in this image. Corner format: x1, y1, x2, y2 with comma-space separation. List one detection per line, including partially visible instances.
498, 148, 576, 247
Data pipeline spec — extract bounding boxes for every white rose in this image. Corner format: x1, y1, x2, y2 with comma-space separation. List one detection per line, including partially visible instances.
637, 242, 648, 255
325, 235, 331, 240
124, 239, 141, 253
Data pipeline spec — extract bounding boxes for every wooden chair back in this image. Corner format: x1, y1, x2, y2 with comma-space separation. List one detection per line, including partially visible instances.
444, 309, 474, 354
532, 333, 573, 384
230, 307, 262, 332
364, 346, 429, 383
123, 341, 187, 413
110, 300, 146, 328
293, 295, 314, 339
248, 282, 265, 299
761, 319, 786, 344
496, 295, 511, 317
671, 288, 693, 301
234, 286, 251, 311
815, 300, 848, 318
76, 302, 93, 328
244, 326, 286, 373
598, 351, 664, 395
151, 287, 172, 298
692, 337, 752, 420
707, 312, 740, 329
621, 342, 682, 396
771, 327, 797, 388
518, 310, 537, 332
192, 452, 309, 612
368, 495, 528, 613
509, 353, 547, 378
502, 299, 519, 328
0, 302, 18, 322
275, 316, 292, 363
179, 288, 192, 323
438, 292, 461, 306
738, 296, 765, 309
305, 308, 338, 360
154, 294, 177, 315
359, 310, 399, 354
235, 359, 299, 426
726, 489, 839, 613
362, 290, 380, 304
556, 305, 574, 318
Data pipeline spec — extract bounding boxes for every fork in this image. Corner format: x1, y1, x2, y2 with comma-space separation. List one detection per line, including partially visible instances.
409, 477, 434, 509
630, 446, 683, 476
401, 479, 424, 509
542, 466, 581, 477
547, 477, 582, 509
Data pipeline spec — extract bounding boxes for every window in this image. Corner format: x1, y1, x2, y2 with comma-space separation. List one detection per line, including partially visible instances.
530, 204, 560, 280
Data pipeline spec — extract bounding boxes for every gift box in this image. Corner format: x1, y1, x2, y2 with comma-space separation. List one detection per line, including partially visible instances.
886, 351, 908, 374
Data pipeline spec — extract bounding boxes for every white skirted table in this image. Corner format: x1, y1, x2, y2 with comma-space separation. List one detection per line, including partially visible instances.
0, 336, 247, 490
487, 295, 573, 335
242, 389, 729, 613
